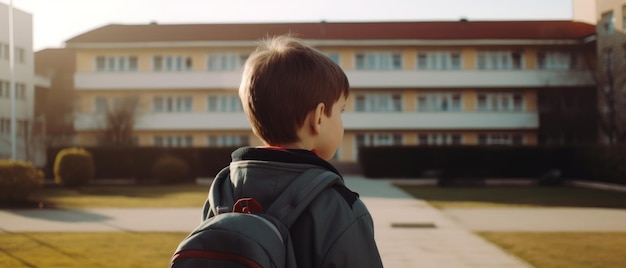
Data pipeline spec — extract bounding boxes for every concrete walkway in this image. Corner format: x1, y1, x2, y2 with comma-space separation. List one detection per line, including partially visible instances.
443, 207, 626, 232
0, 176, 537, 268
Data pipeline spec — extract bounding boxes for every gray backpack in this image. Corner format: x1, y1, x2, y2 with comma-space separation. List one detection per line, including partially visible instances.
171, 168, 341, 268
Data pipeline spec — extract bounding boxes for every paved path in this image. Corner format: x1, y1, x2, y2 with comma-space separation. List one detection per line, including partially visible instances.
0, 176, 537, 268
442, 207, 626, 232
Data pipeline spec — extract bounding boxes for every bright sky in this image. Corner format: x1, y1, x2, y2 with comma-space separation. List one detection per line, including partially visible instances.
7, 0, 574, 51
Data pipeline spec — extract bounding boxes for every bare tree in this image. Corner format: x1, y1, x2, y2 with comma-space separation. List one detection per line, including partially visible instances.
101, 96, 139, 146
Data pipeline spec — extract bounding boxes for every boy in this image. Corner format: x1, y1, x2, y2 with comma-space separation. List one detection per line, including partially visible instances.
203, 35, 383, 267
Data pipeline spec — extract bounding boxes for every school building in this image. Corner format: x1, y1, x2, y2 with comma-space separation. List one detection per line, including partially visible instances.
65, 20, 598, 162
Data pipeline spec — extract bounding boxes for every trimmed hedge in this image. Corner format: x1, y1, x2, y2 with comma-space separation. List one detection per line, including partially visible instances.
0, 160, 44, 201
45, 146, 235, 184
54, 147, 95, 187
151, 155, 190, 184
358, 145, 626, 185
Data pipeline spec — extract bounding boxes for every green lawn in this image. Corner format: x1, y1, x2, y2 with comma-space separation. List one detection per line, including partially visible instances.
479, 232, 626, 268
398, 185, 626, 209
21, 184, 210, 208
0, 232, 188, 268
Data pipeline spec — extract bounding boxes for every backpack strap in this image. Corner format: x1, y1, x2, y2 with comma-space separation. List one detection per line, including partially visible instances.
203, 166, 234, 220
266, 169, 342, 227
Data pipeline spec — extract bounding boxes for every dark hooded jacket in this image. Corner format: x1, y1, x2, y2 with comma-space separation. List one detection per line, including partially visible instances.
202, 147, 383, 268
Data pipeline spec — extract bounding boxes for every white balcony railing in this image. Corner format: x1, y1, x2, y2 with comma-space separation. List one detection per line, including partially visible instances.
75, 111, 537, 131
74, 69, 595, 90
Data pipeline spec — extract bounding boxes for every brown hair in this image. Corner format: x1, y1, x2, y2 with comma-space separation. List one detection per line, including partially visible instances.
239, 35, 349, 145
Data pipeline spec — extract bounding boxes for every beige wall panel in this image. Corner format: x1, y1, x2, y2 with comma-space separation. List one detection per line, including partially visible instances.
463, 90, 477, 111
404, 50, 416, 70
524, 89, 537, 112
525, 48, 537, 69
462, 48, 476, 69
340, 51, 354, 70
524, 132, 538, 145
464, 132, 478, 145
404, 133, 418, 145
341, 132, 356, 161
404, 90, 417, 111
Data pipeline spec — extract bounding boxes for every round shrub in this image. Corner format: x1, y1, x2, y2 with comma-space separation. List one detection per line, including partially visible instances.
0, 160, 44, 201
151, 155, 189, 184
54, 147, 95, 187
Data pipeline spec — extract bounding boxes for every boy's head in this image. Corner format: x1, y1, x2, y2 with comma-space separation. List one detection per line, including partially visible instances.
239, 35, 349, 158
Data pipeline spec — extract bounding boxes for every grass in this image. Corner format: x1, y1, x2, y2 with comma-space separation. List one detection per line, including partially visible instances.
479, 232, 626, 268
398, 186, 626, 209
10, 184, 211, 209
0, 232, 188, 268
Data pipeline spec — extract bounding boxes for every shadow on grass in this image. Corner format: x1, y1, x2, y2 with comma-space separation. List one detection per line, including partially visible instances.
398, 186, 626, 209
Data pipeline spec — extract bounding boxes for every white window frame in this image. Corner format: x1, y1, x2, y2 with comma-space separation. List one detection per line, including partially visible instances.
354, 93, 402, 112
153, 135, 193, 147
477, 50, 524, 70
153, 55, 193, 72
418, 133, 462, 145
207, 135, 249, 147
417, 51, 462, 70
207, 53, 247, 71
95, 55, 139, 72
207, 95, 242, 112
153, 96, 193, 113
601, 10, 614, 35
537, 51, 579, 70
478, 133, 523, 145
417, 93, 462, 112
355, 52, 403, 70
354, 133, 403, 159
477, 92, 524, 111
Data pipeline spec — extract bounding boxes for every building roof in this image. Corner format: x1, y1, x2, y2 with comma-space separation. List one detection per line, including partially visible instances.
65, 20, 596, 44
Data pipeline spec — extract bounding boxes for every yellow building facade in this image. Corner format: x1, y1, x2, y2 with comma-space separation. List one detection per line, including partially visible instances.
66, 21, 597, 162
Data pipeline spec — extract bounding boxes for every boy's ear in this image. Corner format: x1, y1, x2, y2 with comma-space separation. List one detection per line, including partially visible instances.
309, 102, 325, 135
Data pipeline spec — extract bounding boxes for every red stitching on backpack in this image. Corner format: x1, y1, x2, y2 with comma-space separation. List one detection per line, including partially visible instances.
172, 249, 263, 268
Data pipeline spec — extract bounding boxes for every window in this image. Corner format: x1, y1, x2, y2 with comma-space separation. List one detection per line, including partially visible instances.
417, 93, 462, 111
601, 11, 614, 35
0, 81, 8, 98
15, 48, 25, 63
537, 51, 579, 70
478, 133, 523, 145
327, 53, 340, 65
208, 53, 247, 71
207, 135, 249, 147
417, 51, 462, 70
207, 95, 242, 112
153, 55, 193, 71
354, 93, 402, 112
153, 96, 192, 112
355, 52, 402, 70
0, 118, 10, 134
95, 96, 108, 113
355, 133, 402, 157
0, 43, 8, 60
477, 51, 523, 70
418, 133, 462, 145
477, 92, 524, 111
16, 83, 26, 100
95, 55, 138, 72
153, 135, 193, 147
